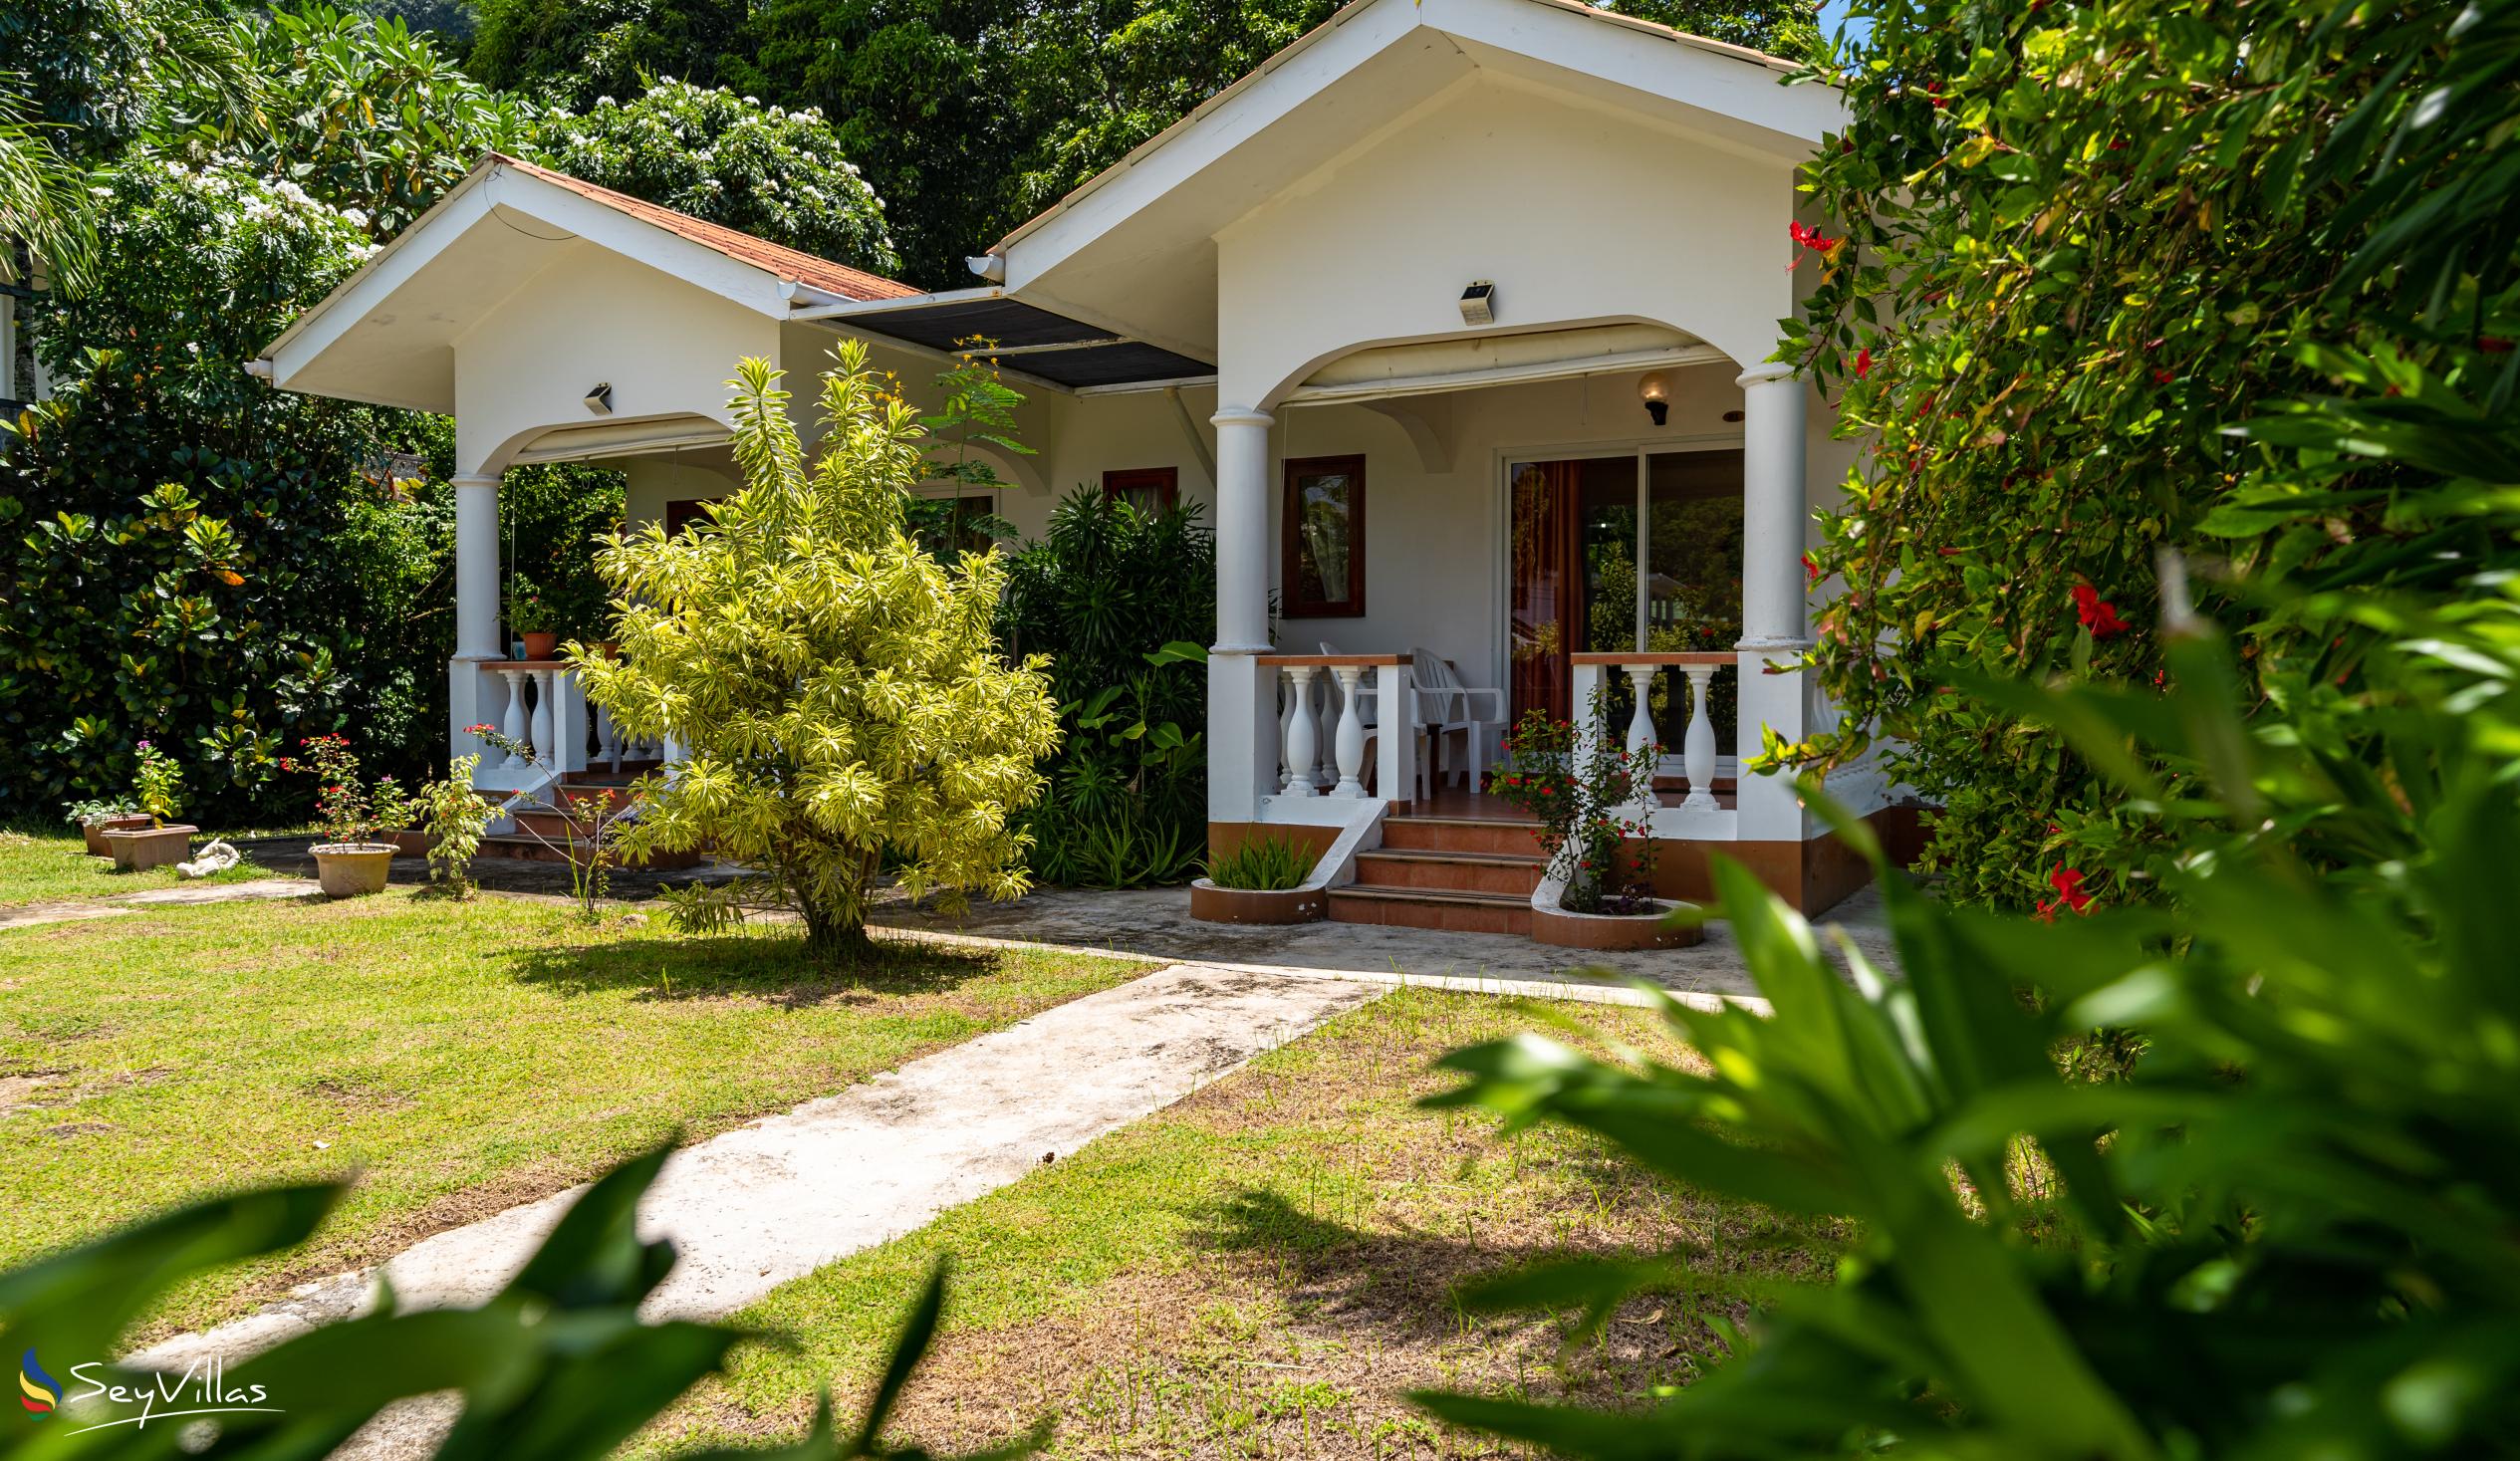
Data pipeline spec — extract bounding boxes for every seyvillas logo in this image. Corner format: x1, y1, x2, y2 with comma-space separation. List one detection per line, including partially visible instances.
18, 1351, 60, 1419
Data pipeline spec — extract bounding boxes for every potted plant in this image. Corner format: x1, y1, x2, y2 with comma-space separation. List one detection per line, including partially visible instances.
284, 734, 401, 897
1490, 693, 1699, 951
66, 797, 151, 856
102, 742, 199, 870
1190, 832, 1326, 923
506, 573, 559, 660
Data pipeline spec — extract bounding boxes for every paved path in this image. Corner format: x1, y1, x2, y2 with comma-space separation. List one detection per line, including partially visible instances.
0, 878, 323, 931
132, 962, 1381, 1378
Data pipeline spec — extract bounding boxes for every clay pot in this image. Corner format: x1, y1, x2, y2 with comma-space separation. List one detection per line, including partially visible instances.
312, 843, 397, 897
597, 641, 621, 660
105, 824, 196, 871
1530, 894, 1700, 951
84, 813, 153, 856
1189, 879, 1327, 924
520, 631, 561, 660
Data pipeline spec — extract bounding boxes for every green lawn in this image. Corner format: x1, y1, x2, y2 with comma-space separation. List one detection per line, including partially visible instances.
0, 826, 274, 905
639, 989, 1844, 1460
0, 887, 1149, 1339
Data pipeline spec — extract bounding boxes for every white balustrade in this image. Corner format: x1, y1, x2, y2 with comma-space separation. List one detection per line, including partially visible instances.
496, 667, 531, 769
1278, 668, 1302, 793
1312, 674, 1339, 789
1374, 660, 1417, 803
1330, 665, 1368, 798
1621, 664, 1659, 818
1679, 664, 1720, 810
1280, 665, 1320, 797
528, 667, 557, 766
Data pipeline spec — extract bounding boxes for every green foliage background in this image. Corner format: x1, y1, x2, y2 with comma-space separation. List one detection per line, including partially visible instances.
1781, 0, 2520, 910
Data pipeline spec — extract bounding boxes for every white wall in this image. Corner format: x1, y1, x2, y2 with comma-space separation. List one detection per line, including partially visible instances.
452, 242, 780, 475
1212, 77, 1798, 409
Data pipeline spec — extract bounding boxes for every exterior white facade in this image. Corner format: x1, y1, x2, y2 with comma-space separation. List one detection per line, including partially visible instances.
259, 0, 1896, 905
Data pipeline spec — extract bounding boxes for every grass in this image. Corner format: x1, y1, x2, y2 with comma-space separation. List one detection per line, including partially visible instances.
0, 886, 1149, 1338
638, 988, 1844, 1460
0, 826, 274, 905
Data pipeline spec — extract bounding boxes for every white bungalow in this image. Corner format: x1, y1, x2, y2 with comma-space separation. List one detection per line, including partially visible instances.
257, 0, 1911, 928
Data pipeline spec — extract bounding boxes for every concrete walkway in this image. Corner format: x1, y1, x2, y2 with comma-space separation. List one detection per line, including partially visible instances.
0, 878, 322, 932
132, 961, 1381, 1378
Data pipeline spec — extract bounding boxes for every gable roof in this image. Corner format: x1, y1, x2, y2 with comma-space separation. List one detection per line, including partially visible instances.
482, 153, 919, 304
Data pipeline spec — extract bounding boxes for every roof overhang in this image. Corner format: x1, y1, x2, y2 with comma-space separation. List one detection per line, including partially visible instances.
258, 158, 871, 415
792, 288, 1214, 391
985, 0, 1845, 365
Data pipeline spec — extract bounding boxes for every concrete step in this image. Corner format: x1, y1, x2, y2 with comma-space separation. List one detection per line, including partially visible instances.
1377, 816, 1545, 857
1352, 849, 1546, 897
1327, 885, 1532, 936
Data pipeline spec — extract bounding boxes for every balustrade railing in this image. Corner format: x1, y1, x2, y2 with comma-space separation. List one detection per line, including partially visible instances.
1569, 651, 1733, 816
1258, 654, 1415, 807
469, 659, 665, 793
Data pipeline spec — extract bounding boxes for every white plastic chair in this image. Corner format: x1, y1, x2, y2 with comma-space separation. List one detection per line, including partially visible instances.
1411, 647, 1507, 791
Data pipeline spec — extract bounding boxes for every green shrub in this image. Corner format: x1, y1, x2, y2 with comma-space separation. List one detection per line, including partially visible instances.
1203, 833, 1313, 891
1777, 0, 2520, 910
580, 347, 1060, 961
999, 489, 1215, 888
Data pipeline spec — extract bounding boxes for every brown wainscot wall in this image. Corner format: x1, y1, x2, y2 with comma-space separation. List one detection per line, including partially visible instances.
1638, 805, 1927, 915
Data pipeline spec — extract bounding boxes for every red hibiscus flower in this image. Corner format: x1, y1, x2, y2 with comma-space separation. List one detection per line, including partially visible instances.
1854, 347, 1874, 378
2073, 583, 2130, 637
2048, 864, 2095, 915
1803, 553, 1823, 585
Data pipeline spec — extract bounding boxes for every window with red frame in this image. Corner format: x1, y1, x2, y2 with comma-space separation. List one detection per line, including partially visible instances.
1282, 454, 1366, 617
1102, 466, 1178, 514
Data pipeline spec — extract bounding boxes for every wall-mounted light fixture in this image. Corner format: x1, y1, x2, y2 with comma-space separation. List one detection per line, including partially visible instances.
584, 382, 614, 415
1458, 281, 1496, 327
1638, 372, 1670, 427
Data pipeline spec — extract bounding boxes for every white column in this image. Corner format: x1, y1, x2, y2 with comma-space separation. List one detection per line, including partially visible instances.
449, 472, 504, 766
1735, 365, 1814, 840
1280, 666, 1319, 798
1208, 408, 1277, 823
1330, 665, 1368, 798
453, 473, 503, 658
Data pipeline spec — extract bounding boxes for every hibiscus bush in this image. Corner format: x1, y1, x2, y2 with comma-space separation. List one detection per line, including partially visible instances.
1778, 0, 2520, 909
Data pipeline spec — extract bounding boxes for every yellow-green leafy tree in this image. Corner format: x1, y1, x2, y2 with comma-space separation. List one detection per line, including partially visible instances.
574, 345, 1061, 961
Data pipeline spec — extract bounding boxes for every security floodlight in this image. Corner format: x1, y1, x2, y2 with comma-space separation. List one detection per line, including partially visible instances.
585, 382, 614, 415
1458, 281, 1496, 327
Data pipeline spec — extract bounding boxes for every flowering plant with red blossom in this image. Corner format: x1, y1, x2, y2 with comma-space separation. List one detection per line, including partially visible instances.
1489, 685, 1661, 914
2072, 584, 2130, 638
284, 734, 411, 846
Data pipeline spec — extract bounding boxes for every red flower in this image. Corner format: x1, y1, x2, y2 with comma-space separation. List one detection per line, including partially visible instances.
1925, 80, 1947, 111
2049, 864, 2095, 915
2151, 367, 2175, 385
1788, 221, 1838, 254
2073, 583, 2130, 637
1803, 552, 1823, 585
2480, 337, 2513, 354
1853, 347, 1874, 378
465, 723, 495, 734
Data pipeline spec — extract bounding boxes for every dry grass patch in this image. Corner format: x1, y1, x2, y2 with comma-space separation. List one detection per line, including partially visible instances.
639, 989, 1844, 1460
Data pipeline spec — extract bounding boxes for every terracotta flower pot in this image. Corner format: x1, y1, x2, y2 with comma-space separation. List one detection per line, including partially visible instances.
1530, 893, 1701, 951
84, 813, 153, 856
1189, 878, 1327, 924
312, 843, 397, 897
105, 824, 196, 871
520, 631, 561, 660
598, 641, 620, 660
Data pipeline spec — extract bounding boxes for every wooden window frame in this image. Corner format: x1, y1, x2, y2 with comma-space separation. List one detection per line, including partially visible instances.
662, 496, 719, 535
1280, 454, 1368, 619
1101, 466, 1178, 512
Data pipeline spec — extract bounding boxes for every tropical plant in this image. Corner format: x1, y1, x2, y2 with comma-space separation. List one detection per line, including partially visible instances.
502, 571, 553, 635
1, 78, 97, 296
1422, 570, 2520, 1457
1202, 833, 1311, 891
129, 740, 182, 826
418, 751, 497, 895
472, 720, 639, 919
1488, 688, 1659, 914
526, 79, 897, 270
999, 489, 1214, 887
1773, 0, 2520, 910
284, 732, 401, 845
0, 157, 384, 825
575, 345, 1061, 961
0, 1145, 1023, 1459
61, 796, 136, 825
0, 0, 257, 168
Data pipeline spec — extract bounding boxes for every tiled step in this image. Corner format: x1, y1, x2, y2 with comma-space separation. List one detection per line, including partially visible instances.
1327, 885, 1532, 936
476, 826, 701, 869
1353, 849, 1546, 897
1377, 816, 1545, 857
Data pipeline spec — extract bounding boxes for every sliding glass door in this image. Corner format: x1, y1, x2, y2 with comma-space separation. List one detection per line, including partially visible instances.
1507, 447, 1744, 748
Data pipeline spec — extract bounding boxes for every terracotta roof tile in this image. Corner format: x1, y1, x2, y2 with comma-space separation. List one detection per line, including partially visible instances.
486, 152, 921, 303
